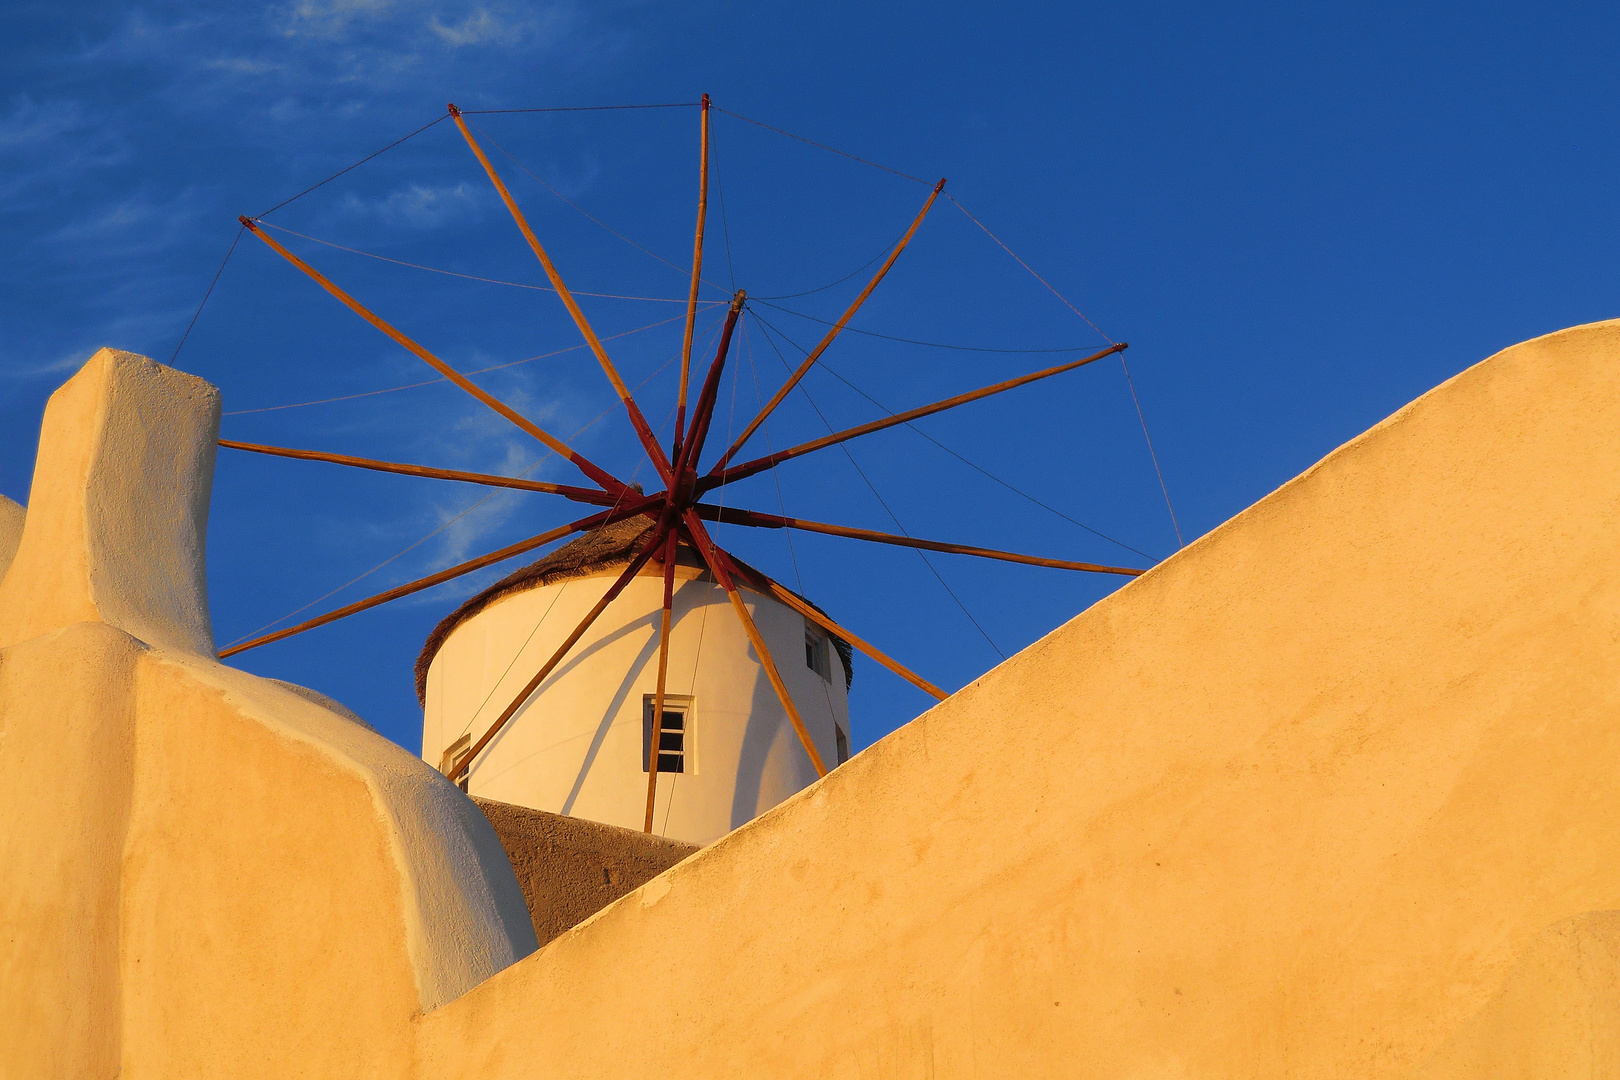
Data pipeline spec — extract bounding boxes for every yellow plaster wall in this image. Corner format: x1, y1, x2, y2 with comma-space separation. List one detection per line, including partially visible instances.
0, 622, 138, 1079
416, 318, 1620, 1078
1421, 910, 1620, 1078
118, 652, 419, 1077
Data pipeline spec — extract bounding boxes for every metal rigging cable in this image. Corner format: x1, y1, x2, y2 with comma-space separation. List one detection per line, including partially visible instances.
710, 122, 740, 291
748, 229, 905, 301
252, 103, 698, 219
942, 193, 1183, 548
223, 308, 716, 415
255, 221, 722, 304
711, 106, 932, 188
170, 225, 245, 365
749, 298, 1112, 354
255, 114, 450, 220
470, 121, 729, 293
459, 103, 701, 115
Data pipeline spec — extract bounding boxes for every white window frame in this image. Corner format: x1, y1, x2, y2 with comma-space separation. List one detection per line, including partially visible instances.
438, 734, 471, 792
643, 693, 696, 775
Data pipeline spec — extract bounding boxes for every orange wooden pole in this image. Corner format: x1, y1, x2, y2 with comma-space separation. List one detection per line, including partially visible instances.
710, 178, 946, 473
447, 105, 674, 482
218, 440, 619, 506
701, 342, 1128, 491
674, 94, 711, 454
643, 531, 679, 832
695, 505, 1144, 576
218, 496, 659, 659
448, 527, 666, 784
238, 216, 628, 496
681, 512, 828, 777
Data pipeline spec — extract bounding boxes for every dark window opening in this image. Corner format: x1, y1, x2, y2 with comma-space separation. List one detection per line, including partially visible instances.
806, 630, 831, 681
643, 696, 691, 774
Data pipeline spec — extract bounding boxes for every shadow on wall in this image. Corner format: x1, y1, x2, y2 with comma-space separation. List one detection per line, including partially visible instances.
730, 653, 819, 831
457, 604, 660, 804
0, 496, 23, 577
559, 612, 661, 816
473, 797, 697, 949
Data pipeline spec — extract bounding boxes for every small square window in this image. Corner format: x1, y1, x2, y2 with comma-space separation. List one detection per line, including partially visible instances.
644, 695, 693, 774
835, 723, 850, 765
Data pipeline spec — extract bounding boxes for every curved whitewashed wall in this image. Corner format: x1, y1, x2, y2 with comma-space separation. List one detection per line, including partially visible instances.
422, 565, 848, 845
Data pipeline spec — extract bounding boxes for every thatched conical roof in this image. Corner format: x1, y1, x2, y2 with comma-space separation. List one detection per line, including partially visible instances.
415, 514, 851, 703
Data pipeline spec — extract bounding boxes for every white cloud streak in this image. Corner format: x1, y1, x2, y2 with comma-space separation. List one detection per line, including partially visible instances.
340, 181, 481, 229
0, 96, 92, 151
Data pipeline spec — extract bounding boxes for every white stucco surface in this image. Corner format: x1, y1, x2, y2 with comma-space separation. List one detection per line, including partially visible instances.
424, 567, 848, 844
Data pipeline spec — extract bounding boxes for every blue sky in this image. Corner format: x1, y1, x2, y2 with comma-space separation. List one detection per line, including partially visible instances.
3, 1, 1617, 756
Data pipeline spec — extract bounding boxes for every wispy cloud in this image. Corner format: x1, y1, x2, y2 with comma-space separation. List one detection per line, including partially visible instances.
340, 181, 481, 229
274, 0, 400, 41
50, 188, 208, 255
0, 0, 621, 392
271, 366, 600, 576
0, 296, 196, 383
88, 0, 591, 116
0, 96, 130, 209
0, 349, 97, 382
528, 154, 603, 202
0, 96, 91, 151
430, 6, 565, 47
202, 56, 286, 77
272, 0, 574, 50
420, 379, 581, 562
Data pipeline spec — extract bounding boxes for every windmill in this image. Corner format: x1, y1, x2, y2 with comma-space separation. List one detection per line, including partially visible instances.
214, 97, 1147, 838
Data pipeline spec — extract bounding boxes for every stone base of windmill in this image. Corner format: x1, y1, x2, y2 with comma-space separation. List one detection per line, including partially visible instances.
473, 797, 698, 948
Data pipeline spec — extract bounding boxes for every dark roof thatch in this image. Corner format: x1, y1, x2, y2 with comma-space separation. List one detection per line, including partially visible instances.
415, 514, 852, 703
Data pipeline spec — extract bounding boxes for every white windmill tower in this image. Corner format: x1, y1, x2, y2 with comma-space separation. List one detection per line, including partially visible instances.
418, 514, 852, 844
